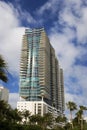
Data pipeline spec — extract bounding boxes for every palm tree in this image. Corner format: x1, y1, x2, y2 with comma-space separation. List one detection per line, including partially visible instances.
79, 106, 87, 130
76, 109, 82, 125
0, 55, 8, 82
66, 101, 77, 128
22, 110, 31, 124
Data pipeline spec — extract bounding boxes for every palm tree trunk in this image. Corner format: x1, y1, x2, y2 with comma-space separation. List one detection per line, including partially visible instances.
70, 110, 73, 129
78, 117, 80, 125
80, 117, 83, 130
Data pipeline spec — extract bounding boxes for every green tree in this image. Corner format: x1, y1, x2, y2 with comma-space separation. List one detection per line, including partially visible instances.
79, 106, 87, 130
22, 110, 31, 124
56, 115, 67, 123
30, 113, 53, 130
42, 113, 53, 130
30, 114, 43, 125
0, 100, 11, 121
0, 55, 8, 82
30, 114, 37, 124
8, 108, 22, 124
0, 100, 22, 125
66, 101, 77, 128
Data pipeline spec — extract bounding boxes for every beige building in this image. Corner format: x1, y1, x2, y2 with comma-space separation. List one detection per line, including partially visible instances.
17, 28, 65, 116
0, 86, 9, 102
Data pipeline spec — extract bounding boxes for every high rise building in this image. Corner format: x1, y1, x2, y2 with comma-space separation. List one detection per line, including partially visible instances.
17, 28, 64, 116
0, 86, 9, 102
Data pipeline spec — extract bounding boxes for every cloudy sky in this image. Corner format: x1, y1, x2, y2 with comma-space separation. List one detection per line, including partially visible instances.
0, 0, 87, 115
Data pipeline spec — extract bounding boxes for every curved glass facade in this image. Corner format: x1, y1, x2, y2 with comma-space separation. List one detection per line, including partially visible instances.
20, 29, 41, 101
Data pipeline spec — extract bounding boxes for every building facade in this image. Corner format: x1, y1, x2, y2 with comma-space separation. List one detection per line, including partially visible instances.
17, 28, 64, 116
0, 86, 9, 102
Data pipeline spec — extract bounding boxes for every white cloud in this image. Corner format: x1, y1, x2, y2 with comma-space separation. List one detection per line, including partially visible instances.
48, 0, 87, 109
49, 32, 79, 72
19, 9, 37, 24
0, 1, 25, 74
37, 0, 59, 15
49, 31, 87, 107
59, 0, 87, 44
0, 1, 37, 75
1, 27, 25, 74
76, 7, 87, 43
9, 93, 19, 108
37, 0, 87, 44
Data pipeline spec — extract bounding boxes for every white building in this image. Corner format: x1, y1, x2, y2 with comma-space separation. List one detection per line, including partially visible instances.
17, 100, 60, 118
0, 86, 9, 102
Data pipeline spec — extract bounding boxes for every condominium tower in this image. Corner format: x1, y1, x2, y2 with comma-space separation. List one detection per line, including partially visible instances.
17, 28, 64, 116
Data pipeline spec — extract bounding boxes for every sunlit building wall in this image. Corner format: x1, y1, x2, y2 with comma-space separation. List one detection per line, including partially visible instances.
0, 86, 9, 102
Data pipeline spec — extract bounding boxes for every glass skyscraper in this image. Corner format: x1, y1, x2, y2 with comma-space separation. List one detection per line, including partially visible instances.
17, 28, 64, 115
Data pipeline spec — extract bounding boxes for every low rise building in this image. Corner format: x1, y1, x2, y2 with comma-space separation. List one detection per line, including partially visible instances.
0, 86, 9, 102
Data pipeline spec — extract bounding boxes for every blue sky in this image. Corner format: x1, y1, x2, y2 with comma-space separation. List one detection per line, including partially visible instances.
0, 0, 87, 116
